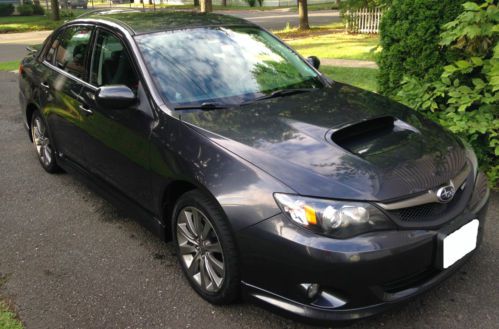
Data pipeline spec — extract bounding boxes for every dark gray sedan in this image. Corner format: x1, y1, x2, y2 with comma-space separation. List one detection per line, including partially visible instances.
18, 10, 490, 324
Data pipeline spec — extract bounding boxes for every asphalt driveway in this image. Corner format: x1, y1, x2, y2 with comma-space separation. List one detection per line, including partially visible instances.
0, 71, 498, 329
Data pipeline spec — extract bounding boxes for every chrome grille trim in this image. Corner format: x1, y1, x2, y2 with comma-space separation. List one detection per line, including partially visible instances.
376, 163, 470, 211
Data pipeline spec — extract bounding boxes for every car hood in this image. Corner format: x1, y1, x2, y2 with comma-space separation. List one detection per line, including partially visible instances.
178, 83, 467, 202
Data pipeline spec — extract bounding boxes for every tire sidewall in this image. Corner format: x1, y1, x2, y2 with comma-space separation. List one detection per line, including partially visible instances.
172, 190, 239, 304
31, 111, 58, 173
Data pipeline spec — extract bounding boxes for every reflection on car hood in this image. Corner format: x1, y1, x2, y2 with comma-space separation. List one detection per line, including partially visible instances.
178, 83, 467, 202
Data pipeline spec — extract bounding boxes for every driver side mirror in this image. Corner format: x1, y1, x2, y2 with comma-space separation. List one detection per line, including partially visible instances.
307, 56, 320, 70
95, 85, 137, 110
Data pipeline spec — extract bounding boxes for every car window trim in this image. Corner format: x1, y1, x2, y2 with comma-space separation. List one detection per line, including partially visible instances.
42, 59, 99, 92
52, 24, 95, 81
88, 26, 140, 89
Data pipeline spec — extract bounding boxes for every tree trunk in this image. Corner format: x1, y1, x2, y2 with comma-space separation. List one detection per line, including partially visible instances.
194, 0, 199, 6
51, 0, 60, 20
221, 0, 226, 7
200, 0, 212, 13
298, 0, 309, 30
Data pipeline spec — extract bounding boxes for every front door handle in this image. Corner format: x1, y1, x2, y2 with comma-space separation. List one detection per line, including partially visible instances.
40, 81, 50, 89
79, 104, 93, 115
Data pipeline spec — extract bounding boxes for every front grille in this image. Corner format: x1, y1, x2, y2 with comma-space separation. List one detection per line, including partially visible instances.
383, 169, 474, 228
388, 186, 464, 223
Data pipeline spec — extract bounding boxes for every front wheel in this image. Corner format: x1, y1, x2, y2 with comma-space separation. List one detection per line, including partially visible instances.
172, 190, 240, 304
31, 111, 60, 173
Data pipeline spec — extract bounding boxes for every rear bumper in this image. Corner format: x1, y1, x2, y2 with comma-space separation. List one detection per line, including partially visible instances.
236, 192, 489, 325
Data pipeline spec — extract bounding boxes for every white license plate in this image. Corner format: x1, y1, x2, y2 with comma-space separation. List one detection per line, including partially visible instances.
443, 219, 479, 269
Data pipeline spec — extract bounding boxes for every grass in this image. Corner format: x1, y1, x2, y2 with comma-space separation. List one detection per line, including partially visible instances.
0, 15, 62, 33
0, 302, 23, 329
283, 32, 379, 61
321, 66, 378, 92
0, 61, 20, 72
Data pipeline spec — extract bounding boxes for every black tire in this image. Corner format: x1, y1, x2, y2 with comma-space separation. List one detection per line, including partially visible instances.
30, 110, 60, 173
172, 190, 240, 304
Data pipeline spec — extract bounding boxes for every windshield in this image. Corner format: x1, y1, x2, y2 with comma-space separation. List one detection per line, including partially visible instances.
135, 26, 324, 106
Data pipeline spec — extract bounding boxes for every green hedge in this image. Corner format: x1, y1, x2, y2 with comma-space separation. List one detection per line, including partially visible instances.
17, 4, 35, 16
0, 4, 14, 16
377, 0, 467, 96
395, 0, 498, 186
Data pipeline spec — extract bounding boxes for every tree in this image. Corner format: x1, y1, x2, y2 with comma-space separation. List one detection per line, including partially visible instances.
298, 0, 309, 30
200, 0, 212, 13
51, 0, 60, 20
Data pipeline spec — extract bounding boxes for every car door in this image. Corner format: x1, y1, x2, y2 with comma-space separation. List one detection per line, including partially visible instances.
41, 25, 94, 168
78, 27, 154, 211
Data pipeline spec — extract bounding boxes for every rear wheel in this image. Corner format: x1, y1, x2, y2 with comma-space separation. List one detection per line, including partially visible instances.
172, 190, 240, 304
31, 111, 60, 173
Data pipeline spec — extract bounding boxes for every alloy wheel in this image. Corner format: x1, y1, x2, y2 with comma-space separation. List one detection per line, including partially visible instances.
32, 116, 53, 167
176, 206, 225, 293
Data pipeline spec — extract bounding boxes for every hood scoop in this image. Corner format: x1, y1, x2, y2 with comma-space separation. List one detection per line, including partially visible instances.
330, 116, 420, 158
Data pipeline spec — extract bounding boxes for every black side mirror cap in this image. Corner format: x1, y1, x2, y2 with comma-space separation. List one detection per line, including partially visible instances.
95, 85, 137, 110
307, 56, 320, 70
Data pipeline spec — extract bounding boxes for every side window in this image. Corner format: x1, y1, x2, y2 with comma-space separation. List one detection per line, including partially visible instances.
90, 30, 139, 90
45, 32, 62, 64
54, 25, 93, 79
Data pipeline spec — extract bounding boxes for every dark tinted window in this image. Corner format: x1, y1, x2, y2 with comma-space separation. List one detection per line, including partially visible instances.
90, 30, 138, 89
45, 33, 61, 64
54, 25, 93, 79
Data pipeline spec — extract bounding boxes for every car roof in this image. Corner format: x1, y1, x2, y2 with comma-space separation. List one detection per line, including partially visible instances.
74, 9, 256, 35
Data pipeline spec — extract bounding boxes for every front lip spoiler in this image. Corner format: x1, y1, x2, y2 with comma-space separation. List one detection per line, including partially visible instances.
241, 251, 474, 325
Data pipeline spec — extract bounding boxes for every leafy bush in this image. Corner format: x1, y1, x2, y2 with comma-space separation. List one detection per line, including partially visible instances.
396, 0, 499, 186
340, 0, 388, 12
377, 0, 467, 96
17, 4, 34, 16
0, 4, 14, 16
256, 0, 264, 6
60, 9, 75, 18
244, 0, 256, 7
33, 4, 45, 15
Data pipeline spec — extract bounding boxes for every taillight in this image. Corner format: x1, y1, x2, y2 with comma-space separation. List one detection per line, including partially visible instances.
19, 64, 24, 75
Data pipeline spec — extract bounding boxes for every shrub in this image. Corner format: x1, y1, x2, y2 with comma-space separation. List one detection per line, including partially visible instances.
60, 9, 75, 18
396, 0, 499, 186
257, 0, 264, 6
377, 0, 467, 96
33, 4, 45, 15
0, 4, 15, 16
17, 4, 34, 16
245, 0, 256, 7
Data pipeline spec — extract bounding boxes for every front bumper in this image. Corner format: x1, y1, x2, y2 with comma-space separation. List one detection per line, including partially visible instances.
236, 191, 489, 324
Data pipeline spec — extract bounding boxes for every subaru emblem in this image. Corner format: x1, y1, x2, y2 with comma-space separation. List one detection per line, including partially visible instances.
436, 185, 455, 203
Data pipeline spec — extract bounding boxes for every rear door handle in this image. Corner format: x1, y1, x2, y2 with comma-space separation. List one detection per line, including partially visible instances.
40, 82, 50, 89
79, 104, 93, 115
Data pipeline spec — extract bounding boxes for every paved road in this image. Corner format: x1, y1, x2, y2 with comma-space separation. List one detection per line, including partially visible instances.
227, 9, 340, 30
0, 10, 340, 62
0, 70, 498, 329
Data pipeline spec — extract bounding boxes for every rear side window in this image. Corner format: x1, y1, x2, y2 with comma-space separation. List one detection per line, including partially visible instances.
54, 25, 93, 79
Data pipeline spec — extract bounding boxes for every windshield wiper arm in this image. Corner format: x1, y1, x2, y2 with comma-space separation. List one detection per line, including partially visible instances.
174, 102, 229, 111
242, 88, 314, 105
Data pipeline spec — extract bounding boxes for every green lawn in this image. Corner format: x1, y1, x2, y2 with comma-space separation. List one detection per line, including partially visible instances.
0, 15, 62, 33
0, 302, 23, 329
0, 61, 20, 72
285, 33, 379, 61
321, 66, 378, 92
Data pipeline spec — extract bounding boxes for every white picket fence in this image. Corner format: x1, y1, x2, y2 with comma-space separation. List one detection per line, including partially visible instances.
346, 7, 383, 34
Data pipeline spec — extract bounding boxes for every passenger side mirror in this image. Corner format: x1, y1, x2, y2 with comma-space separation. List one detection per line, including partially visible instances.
307, 56, 320, 70
95, 85, 137, 110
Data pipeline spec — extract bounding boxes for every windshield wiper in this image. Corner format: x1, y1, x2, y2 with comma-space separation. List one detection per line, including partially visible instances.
242, 88, 314, 105
174, 102, 229, 111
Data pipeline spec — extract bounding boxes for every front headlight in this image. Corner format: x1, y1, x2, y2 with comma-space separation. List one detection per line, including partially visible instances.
274, 193, 394, 238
